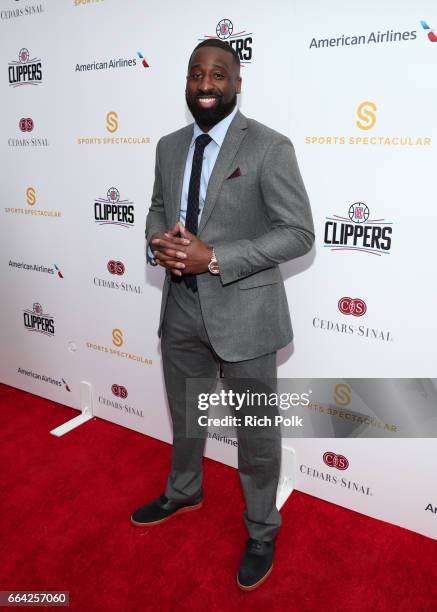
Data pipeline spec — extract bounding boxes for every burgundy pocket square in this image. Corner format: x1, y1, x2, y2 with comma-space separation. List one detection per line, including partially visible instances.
227, 167, 242, 179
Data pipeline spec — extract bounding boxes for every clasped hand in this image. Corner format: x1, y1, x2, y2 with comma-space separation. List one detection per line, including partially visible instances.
151, 222, 212, 276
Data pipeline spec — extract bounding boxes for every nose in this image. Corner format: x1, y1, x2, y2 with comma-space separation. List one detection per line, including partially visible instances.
197, 74, 216, 93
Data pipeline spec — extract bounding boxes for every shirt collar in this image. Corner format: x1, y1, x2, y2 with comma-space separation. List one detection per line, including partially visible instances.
191, 105, 238, 148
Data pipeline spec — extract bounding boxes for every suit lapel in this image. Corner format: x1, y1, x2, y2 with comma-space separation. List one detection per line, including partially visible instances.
170, 124, 193, 227
198, 110, 248, 235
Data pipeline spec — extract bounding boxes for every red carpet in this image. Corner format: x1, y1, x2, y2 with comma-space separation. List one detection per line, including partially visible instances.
1, 382, 436, 612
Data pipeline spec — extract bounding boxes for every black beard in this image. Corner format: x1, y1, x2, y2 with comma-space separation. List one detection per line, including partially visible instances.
185, 92, 237, 128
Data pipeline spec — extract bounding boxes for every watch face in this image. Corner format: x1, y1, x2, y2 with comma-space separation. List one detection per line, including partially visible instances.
208, 261, 220, 274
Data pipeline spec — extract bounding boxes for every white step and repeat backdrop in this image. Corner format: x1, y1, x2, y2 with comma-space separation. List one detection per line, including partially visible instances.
1, 0, 436, 539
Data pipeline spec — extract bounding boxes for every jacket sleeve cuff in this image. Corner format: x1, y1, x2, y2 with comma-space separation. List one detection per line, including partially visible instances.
214, 241, 254, 285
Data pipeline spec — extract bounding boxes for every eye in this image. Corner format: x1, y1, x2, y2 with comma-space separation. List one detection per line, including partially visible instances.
214, 73, 225, 79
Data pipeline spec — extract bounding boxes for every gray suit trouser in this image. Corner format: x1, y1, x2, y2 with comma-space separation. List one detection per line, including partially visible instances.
161, 280, 282, 542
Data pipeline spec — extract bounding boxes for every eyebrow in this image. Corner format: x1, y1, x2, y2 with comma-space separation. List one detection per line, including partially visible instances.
189, 63, 230, 71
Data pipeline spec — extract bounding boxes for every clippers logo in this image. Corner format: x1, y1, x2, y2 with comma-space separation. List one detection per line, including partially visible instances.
23, 302, 55, 336
111, 384, 128, 399
338, 297, 367, 317
420, 20, 437, 42
19, 118, 34, 132
348, 202, 369, 223
356, 101, 377, 131
200, 19, 253, 65
8, 48, 42, 87
94, 187, 134, 228
324, 203, 393, 255
323, 451, 349, 471
107, 260, 125, 275
216, 18, 233, 38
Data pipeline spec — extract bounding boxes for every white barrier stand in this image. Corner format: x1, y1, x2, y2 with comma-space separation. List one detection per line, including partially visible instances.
277, 445, 296, 510
50, 381, 94, 437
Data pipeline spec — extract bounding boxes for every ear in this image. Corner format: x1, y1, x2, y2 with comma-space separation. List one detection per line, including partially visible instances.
236, 76, 242, 94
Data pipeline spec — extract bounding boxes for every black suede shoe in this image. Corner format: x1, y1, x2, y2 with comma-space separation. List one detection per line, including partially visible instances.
237, 538, 275, 591
130, 492, 203, 526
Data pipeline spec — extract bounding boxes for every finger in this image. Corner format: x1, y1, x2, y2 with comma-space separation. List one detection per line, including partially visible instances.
154, 249, 187, 262
153, 241, 188, 254
152, 236, 190, 248
152, 236, 190, 249
157, 260, 184, 275
164, 249, 187, 259
179, 224, 195, 240
157, 262, 182, 277
153, 250, 173, 261
155, 253, 186, 269
165, 223, 189, 243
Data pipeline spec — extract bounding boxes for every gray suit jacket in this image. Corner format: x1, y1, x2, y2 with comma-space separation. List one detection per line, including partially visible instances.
146, 110, 314, 362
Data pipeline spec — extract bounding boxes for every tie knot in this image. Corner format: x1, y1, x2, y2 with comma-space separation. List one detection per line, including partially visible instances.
195, 133, 212, 152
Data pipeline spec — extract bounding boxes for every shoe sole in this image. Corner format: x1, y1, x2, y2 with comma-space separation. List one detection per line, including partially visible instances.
237, 563, 274, 592
130, 500, 203, 527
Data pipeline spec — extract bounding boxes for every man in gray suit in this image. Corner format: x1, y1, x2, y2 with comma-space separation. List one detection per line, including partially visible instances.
132, 39, 314, 591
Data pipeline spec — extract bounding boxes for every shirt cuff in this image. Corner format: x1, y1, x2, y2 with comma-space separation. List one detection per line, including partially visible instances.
147, 245, 158, 266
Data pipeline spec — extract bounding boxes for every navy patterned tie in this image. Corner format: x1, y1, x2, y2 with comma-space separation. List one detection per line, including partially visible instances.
183, 133, 212, 291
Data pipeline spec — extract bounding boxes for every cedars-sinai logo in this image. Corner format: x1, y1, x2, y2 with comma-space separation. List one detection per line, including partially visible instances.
107, 260, 125, 275
323, 451, 349, 470
324, 202, 393, 256
94, 187, 134, 228
9, 117, 49, 148
338, 297, 367, 317
23, 302, 55, 336
19, 117, 34, 132
111, 384, 128, 399
8, 48, 42, 87
200, 18, 253, 65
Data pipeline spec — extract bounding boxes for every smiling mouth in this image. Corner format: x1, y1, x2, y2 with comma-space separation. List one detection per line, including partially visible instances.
196, 96, 219, 108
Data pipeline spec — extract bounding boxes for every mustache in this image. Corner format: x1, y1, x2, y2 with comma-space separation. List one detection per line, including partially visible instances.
194, 93, 222, 99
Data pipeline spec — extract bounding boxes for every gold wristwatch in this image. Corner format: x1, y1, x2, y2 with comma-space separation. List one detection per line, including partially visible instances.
208, 248, 220, 275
